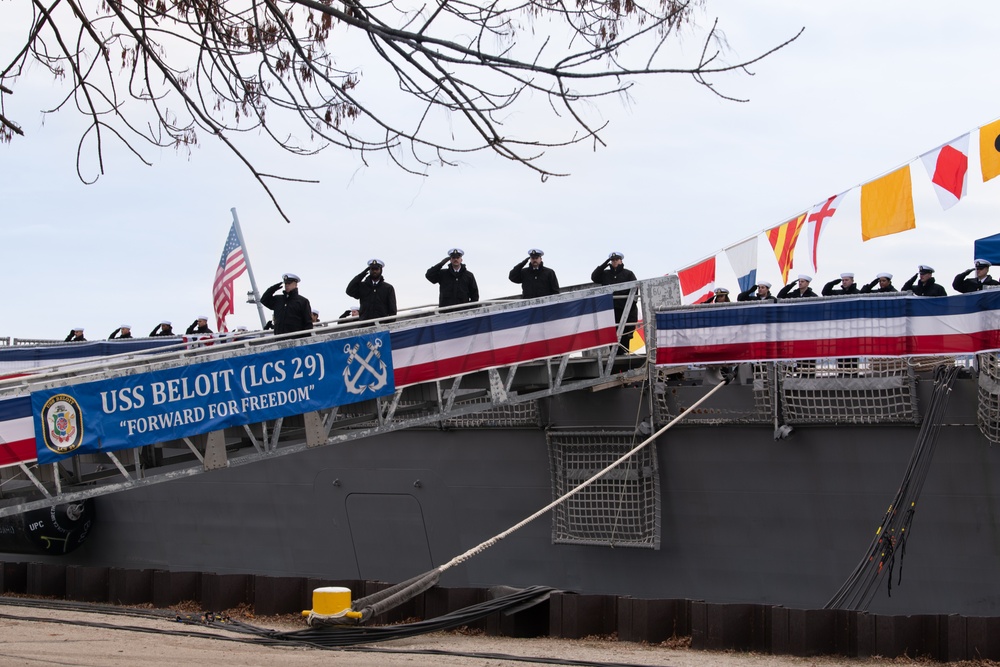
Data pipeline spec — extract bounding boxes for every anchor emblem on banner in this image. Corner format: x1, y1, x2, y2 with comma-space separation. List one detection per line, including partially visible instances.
343, 338, 389, 395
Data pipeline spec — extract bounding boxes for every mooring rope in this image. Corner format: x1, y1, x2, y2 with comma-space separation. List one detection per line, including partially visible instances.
436, 377, 730, 574
338, 376, 732, 623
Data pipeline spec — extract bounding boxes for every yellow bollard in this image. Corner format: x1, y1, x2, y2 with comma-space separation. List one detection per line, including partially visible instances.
301, 586, 352, 617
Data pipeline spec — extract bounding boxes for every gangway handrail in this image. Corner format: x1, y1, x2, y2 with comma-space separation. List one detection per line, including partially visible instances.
1, 283, 643, 395
0, 289, 610, 394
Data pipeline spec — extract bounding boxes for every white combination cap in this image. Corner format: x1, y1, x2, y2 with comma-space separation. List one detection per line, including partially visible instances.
448, 248, 464, 257
608, 251, 624, 260
714, 287, 729, 294
368, 258, 385, 267
918, 265, 934, 273
975, 258, 992, 268
528, 248, 544, 257
282, 273, 301, 282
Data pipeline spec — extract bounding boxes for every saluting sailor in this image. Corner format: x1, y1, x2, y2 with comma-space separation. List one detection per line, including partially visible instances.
509, 248, 559, 299
426, 248, 479, 309
822, 273, 859, 296
261, 273, 314, 335
347, 259, 397, 321
777, 275, 818, 299
108, 324, 133, 339
737, 281, 776, 303
186, 316, 213, 335
592, 251, 638, 350
953, 259, 999, 293
860, 272, 897, 293
149, 320, 175, 336
64, 327, 86, 342
903, 265, 947, 297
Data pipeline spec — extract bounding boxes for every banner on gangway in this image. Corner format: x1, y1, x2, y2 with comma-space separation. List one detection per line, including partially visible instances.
390, 294, 617, 387
31, 332, 394, 464
655, 290, 1000, 365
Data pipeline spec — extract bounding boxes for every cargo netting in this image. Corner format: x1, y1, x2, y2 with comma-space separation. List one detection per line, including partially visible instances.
777, 358, 919, 424
546, 429, 659, 549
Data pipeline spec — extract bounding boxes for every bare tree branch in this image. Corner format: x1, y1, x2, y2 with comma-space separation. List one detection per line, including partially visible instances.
1, 0, 802, 221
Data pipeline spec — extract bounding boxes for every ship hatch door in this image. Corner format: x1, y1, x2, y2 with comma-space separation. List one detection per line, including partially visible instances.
345, 493, 433, 582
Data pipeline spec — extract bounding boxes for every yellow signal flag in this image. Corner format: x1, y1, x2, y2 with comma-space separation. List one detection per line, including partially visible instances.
766, 214, 806, 283
980, 119, 1000, 182
628, 326, 646, 354
861, 165, 915, 242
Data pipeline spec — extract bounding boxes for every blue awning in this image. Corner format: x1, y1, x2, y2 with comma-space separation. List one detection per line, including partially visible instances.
974, 233, 1000, 264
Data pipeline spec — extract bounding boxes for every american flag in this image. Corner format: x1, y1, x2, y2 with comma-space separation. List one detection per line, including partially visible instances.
212, 222, 247, 333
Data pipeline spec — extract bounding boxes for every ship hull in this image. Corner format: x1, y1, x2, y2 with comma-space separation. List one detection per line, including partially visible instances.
12, 379, 1000, 617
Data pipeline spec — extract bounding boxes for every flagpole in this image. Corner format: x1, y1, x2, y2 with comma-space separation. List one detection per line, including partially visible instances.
231, 208, 268, 329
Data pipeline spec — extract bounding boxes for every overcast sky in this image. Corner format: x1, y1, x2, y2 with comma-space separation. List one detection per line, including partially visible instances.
2, 0, 999, 339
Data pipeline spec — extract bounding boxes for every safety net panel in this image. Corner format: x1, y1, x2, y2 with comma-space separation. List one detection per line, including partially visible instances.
753, 363, 775, 418
978, 353, 1000, 444
777, 358, 920, 424
650, 360, 933, 426
652, 365, 772, 425
547, 430, 659, 549
443, 397, 540, 428
329, 394, 539, 430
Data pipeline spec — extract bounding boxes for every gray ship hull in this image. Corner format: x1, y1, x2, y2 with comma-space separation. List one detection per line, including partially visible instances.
20, 378, 1000, 617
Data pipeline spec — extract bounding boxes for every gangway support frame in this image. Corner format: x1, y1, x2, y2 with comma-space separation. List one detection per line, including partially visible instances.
0, 280, 661, 518
203, 431, 228, 470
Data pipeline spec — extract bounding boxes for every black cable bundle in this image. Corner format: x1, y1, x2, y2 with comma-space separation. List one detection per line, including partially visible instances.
177, 585, 556, 647
825, 364, 959, 611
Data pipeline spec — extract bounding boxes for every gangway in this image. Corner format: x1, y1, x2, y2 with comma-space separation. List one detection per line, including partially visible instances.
0, 278, 675, 518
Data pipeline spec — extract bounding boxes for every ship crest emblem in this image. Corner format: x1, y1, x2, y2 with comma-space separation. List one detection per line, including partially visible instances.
40, 394, 84, 455
343, 339, 388, 395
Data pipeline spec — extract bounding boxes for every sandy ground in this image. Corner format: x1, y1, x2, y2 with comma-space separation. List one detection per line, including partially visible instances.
0, 601, 996, 667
